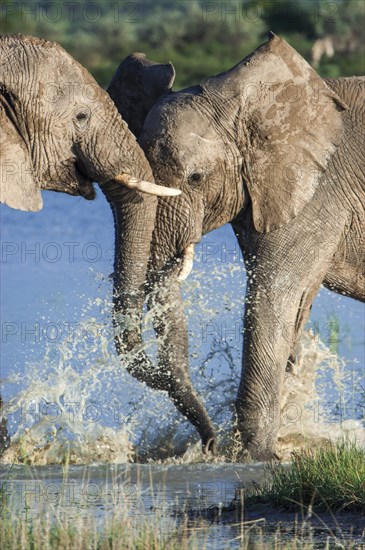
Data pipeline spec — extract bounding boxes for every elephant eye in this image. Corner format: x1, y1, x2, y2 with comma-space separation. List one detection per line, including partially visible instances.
188, 172, 203, 186
75, 111, 88, 121
74, 109, 90, 130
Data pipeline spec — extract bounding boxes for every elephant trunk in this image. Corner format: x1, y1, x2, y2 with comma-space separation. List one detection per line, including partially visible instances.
96, 107, 159, 368
146, 278, 217, 454
104, 181, 216, 454
145, 200, 216, 453
112, 191, 156, 357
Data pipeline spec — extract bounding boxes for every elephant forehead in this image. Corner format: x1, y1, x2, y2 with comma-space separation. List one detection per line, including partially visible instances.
22, 47, 103, 111
37, 76, 101, 113
144, 96, 211, 137
182, 132, 223, 161
168, 104, 215, 138
145, 131, 222, 176
144, 104, 219, 156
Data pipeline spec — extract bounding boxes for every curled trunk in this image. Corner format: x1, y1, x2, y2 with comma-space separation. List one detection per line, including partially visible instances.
104, 186, 216, 453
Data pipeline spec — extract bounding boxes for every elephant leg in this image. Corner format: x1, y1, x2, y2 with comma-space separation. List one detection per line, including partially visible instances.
285, 286, 318, 373
147, 280, 216, 454
235, 236, 343, 460
236, 283, 302, 459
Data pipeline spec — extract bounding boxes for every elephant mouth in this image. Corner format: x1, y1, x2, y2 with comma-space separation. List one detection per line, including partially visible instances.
177, 243, 195, 281
74, 164, 96, 200
78, 181, 96, 200
149, 243, 195, 284
42, 171, 96, 200
164, 243, 195, 282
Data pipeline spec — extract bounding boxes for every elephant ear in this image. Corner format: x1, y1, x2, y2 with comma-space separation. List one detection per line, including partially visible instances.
0, 105, 42, 211
108, 53, 175, 138
202, 33, 348, 232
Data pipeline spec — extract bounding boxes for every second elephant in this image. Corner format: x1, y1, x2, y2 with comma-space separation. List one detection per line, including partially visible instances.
108, 34, 365, 459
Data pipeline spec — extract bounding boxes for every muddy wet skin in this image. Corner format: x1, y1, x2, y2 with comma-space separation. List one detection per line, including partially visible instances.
1, 463, 364, 548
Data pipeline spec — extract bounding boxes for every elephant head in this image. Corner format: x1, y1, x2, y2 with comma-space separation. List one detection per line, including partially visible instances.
108, 52, 176, 139
0, 34, 179, 212
109, 34, 347, 457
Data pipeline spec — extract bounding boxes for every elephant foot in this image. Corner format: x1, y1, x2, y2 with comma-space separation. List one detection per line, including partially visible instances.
241, 445, 280, 462
237, 433, 279, 462
235, 400, 281, 462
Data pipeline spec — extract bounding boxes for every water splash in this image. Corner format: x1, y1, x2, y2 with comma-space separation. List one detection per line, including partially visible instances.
1, 261, 364, 465
277, 331, 365, 458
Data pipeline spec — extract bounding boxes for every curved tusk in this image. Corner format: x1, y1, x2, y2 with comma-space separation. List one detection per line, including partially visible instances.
114, 174, 181, 197
177, 243, 194, 282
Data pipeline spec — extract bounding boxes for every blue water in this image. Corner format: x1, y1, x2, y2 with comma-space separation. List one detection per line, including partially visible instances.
1, 188, 364, 450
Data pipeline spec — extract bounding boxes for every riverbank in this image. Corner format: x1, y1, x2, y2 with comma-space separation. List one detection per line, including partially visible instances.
1, 441, 364, 549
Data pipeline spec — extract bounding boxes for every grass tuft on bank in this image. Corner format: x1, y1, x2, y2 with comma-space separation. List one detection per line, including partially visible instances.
0, 512, 200, 550
251, 440, 365, 513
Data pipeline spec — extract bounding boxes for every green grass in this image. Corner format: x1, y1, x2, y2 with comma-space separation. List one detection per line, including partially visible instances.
1, 510, 361, 550
1, 441, 364, 548
250, 440, 365, 513
0, 513, 199, 550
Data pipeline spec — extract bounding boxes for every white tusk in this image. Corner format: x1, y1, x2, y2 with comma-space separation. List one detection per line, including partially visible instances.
114, 174, 181, 197
177, 243, 194, 281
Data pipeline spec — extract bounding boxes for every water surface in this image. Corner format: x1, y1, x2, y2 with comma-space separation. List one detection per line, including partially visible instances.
1, 189, 364, 462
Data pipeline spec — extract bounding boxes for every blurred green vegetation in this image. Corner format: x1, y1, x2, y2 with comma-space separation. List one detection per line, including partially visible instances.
1, 0, 364, 88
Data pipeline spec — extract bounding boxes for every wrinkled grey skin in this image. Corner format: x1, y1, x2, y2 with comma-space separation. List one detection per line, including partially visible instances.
109, 35, 365, 459
0, 35, 168, 357
0, 35, 160, 211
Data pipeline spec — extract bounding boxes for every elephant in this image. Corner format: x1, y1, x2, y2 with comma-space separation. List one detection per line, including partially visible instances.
0, 34, 180, 213
0, 35, 183, 456
108, 33, 365, 460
